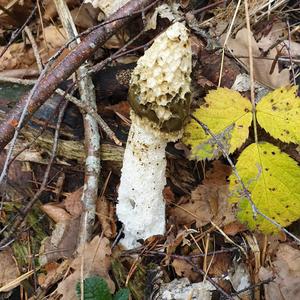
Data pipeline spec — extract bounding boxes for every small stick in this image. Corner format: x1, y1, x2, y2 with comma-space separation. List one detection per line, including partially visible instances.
56, 89, 122, 146
24, 26, 43, 72
54, 0, 101, 250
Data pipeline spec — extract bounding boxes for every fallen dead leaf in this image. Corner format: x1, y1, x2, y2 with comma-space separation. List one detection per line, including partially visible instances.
0, 43, 36, 71
39, 217, 80, 265
225, 28, 290, 88
172, 259, 199, 282
223, 221, 246, 236
256, 21, 287, 52
0, 249, 19, 290
96, 195, 117, 238
41, 203, 72, 223
169, 161, 236, 228
57, 235, 115, 300
207, 253, 232, 277
259, 244, 300, 300
63, 187, 83, 218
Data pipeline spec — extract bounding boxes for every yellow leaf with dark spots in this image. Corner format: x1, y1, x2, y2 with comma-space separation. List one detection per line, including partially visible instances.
229, 142, 300, 233
256, 86, 300, 143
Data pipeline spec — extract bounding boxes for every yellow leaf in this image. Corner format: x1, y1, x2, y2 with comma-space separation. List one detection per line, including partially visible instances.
182, 88, 252, 160
256, 86, 300, 143
229, 142, 300, 233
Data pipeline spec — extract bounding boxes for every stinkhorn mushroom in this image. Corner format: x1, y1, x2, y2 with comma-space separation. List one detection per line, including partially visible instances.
116, 22, 192, 249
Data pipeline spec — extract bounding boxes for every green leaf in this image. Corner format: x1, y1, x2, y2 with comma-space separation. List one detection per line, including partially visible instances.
113, 288, 130, 300
182, 88, 252, 160
76, 276, 112, 300
229, 142, 300, 233
256, 86, 300, 143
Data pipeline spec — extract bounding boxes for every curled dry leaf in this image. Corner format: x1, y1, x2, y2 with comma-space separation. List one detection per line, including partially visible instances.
225, 28, 290, 89
57, 235, 115, 300
259, 244, 300, 300
169, 161, 236, 228
96, 196, 117, 238
63, 187, 83, 218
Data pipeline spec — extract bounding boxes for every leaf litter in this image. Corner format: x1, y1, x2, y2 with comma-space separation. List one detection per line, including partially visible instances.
0, 0, 300, 299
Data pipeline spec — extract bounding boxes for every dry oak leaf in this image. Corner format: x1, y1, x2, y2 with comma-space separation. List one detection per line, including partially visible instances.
169, 161, 236, 228
57, 235, 115, 300
259, 244, 300, 300
225, 28, 290, 89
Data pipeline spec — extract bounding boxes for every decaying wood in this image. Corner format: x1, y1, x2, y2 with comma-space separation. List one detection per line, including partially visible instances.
15, 126, 124, 165
0, 0, 156, 152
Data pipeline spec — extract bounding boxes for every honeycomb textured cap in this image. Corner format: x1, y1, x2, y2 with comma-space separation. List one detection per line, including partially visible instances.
129, 22, 192, 132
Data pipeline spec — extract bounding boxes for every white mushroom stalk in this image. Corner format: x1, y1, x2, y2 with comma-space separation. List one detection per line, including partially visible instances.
116, 22, 192, 249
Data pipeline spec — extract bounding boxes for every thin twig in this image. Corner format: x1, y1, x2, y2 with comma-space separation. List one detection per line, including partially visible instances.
218, 0, 242, 87
244, 0, 258, 144
0, 100, 68, 248
231, 276, 275, 296
190, 115, 300, 244
286, 19, 296, 85
0, 65, 49, 186
56, 89, 122, 145
24, 26, 43, 72
181, 256, 234, 300
0, 5, 37, 59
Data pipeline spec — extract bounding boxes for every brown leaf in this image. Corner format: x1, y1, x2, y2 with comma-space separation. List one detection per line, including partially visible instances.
63, 187, 83, 218
41, 203, 72, 223
39, 217, 80, 265
0, 249, 19, 289
207, 253, 232, 277
57, 236, 115, 300
172, 259, 199, 282
223, 221, 246, 236
105, 101, 130, 118
169, 161, 236, 228
259, 244, 300, 300
96, 196, 117, 238
225, 28, 290, 88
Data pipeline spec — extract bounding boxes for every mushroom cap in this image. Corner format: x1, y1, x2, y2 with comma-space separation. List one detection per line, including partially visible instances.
129, 22, 192, 133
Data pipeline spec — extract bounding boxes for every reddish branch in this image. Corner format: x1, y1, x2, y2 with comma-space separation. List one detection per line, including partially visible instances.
0, 0, 156, 152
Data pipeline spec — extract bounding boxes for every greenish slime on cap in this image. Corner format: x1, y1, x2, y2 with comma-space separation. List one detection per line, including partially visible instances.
128, 85, 191, 133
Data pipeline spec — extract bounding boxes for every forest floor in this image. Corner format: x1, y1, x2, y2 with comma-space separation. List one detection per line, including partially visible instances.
0, 0, 300, 299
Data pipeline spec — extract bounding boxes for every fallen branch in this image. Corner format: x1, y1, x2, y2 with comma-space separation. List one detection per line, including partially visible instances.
0, 0, 156, 152
54, 0, 101, 248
